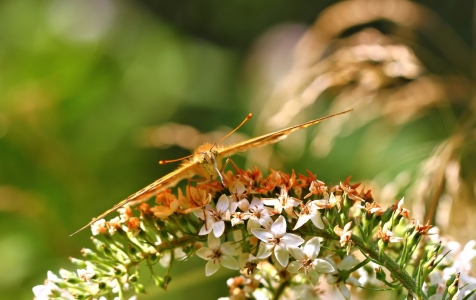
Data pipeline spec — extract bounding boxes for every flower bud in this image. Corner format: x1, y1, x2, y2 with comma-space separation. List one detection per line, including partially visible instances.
113, 267, 125, 277
129, 244, 139, 256
149, 252, 159, 262
81, 248, 99, 260
163, 274, 172, 290
65, 277, 81, 284
342, 193, 352, 210
59, 269, 76, 278
446, 273, 460, 297
375, 267, 387, 282
69, 257, 87, 268
133, 282, 146, 294
426, 241, 442, 261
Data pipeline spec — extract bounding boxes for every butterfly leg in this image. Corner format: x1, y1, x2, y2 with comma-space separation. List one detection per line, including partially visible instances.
222, 158, 242, 173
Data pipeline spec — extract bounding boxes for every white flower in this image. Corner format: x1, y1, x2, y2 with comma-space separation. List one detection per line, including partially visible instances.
327, 255, 361, 300
33, 271, 74, 300
251, 215, 304, 267
107, 216, 123, 235
230, 211, 250, 227
197, 194, 233, 238
334, 221, 353, 255
91, 219, 107, 236
293, 201, 324, 230
229, 181, 250, 212
287, 237, 335, 285
247, 197, 274, 232
357, 261, 382, 286
262, 185, 301, 217
77, 265, 96, 281
196, 233, 240, 276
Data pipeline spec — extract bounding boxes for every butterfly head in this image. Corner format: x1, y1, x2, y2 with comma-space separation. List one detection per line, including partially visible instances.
191, 143, 224, 185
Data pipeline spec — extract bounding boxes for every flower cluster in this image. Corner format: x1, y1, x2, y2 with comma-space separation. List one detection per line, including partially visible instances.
33, 168, 476, 300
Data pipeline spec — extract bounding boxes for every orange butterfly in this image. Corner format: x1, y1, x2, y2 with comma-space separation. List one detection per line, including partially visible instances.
70, 109, 353, 236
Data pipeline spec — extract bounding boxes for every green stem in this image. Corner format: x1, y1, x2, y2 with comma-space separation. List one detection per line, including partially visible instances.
273, 277, 290, 300
311, 229, 419, 297
351, 234, 418, 298
348, 258, 370, 273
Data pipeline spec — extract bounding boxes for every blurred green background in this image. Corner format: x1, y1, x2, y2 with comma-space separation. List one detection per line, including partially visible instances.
0, 0, 474, 299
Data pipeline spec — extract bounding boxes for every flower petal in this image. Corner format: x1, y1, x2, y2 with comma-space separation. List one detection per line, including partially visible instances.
327, 274, 337, 285
198, 222, 212, 236
213, 220, 225, 238
216, 194, 230, 211
346, 276, 360, 286
338, 282, 351, 300
258, 216, 273, 229
250, 197, 263, 208
274, 244, 290, 267
221, 242, 238, 255
287, 245, 305, 260
262, 198, 278, 206
205, 259, 220, 276
340, 255, 356, 269
196, 247, 213, 260
303, 237, 320, 259
47, 271, 59, 281
287, 261, 302, 273
251, 228, 271, 243
312, 259, 335, 273
293, 215, 310, 230
256, 243, 273, 259
207, 233, 221, 250
310, 211, 324, 229
343, 221, 352, 232
308, 269, 321, 286
247, 218, 261, 233
271, 215, 287, 237
220, 255, 240, 270
33, 284, 53, 299
281, 233, 304, 247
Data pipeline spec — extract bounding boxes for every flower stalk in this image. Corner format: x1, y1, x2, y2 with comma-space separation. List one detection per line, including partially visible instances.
33, 167, 476, 300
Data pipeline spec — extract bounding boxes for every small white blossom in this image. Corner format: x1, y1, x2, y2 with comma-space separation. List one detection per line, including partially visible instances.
77, 265, 96, 281
287, 237, 335, 285
293, 201, 324, 230
229, 181, 250, 212
327, 255, 361, 300
196, 233, 240, 276
197, 194, 233, 238
252, 215, 304, 267
247, 197, 274, 232
262, 185, 301, 217
91, 219, 107, 236
33, 271, 74, 300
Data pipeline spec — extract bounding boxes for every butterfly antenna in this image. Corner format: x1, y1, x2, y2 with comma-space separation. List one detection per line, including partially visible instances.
210, 113, 253, 151
159, 153, 195, 165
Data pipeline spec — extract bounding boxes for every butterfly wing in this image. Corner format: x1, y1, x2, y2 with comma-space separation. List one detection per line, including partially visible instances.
218, 109, 353, 158
70, 161, 196, 236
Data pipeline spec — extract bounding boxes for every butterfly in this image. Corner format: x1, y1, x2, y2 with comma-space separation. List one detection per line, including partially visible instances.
70, 108, 353, 236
